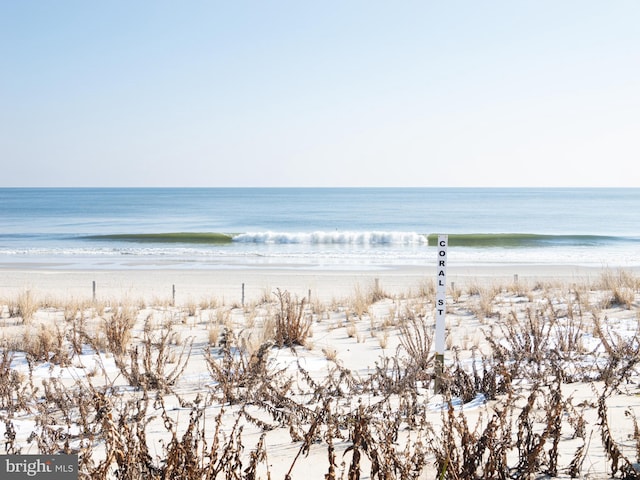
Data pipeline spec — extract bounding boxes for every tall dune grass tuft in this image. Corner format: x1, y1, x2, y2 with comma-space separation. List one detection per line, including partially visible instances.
273, 289, 311, 347
596, 269, 637, 309
103, 302, 138, 356
10, 290, 39, 324
398, 307, 433, 381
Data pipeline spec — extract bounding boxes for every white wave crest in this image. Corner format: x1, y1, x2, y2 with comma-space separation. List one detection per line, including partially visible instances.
232, 231, 428, 245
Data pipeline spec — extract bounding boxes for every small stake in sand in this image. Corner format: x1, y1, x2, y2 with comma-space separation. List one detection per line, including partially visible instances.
92, 281, 96, 302
434, 234, 447, 393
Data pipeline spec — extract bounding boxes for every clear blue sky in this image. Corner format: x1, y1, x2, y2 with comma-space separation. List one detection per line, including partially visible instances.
1, 1, 638, 187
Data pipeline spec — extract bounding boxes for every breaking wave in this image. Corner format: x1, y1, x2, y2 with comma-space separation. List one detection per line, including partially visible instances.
232, 231, 427, 245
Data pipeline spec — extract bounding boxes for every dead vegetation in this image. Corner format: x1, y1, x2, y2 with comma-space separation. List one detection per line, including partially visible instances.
1, 271, 640, 478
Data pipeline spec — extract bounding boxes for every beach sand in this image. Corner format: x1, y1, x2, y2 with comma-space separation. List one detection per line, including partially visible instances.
2, 264, 640, 478
0, 263, 624, 302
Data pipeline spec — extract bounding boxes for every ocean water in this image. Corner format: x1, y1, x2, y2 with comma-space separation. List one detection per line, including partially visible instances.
0, 187, 638, 270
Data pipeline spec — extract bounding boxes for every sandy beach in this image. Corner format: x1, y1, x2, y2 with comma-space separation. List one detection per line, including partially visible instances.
2, 263, 640, 479
0, 263, 628, 303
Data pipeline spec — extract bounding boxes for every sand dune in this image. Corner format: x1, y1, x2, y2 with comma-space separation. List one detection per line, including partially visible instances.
1, 265, 640, 478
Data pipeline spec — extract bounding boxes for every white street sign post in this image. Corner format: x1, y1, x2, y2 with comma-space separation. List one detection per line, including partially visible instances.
435, 234, 447, 393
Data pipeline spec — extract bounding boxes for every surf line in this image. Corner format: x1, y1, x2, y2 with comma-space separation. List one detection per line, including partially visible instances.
434, 234, 447, 393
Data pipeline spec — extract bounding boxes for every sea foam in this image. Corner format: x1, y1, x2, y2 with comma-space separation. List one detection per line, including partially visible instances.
232, 231, 428, 245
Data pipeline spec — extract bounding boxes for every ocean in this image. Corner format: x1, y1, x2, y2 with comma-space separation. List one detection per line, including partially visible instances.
0, 188, 638, 270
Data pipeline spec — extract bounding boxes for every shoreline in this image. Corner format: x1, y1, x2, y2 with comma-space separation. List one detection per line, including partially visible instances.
1, 263, 634, 304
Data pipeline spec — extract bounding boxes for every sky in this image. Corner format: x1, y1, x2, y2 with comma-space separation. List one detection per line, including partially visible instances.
1, 1, 639, 187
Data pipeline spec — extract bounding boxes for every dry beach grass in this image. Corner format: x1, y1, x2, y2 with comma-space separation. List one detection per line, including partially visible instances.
2, 268, 640, 478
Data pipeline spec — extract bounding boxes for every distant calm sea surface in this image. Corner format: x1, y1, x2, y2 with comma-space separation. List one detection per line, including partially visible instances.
0, 188, 638, 270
